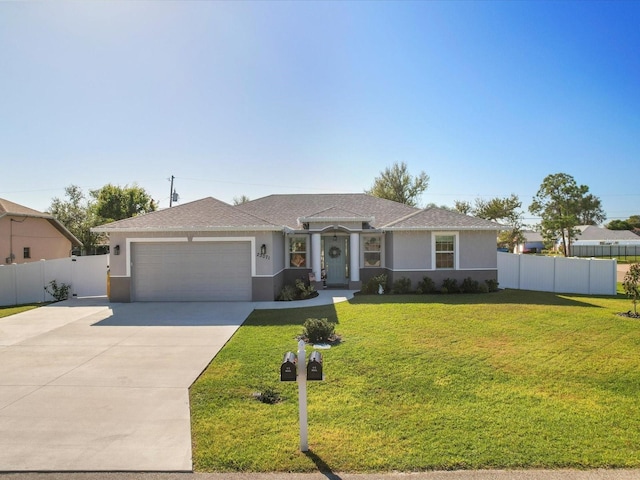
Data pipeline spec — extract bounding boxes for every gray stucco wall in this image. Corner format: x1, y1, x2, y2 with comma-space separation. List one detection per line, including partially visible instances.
390, 231, 430, 270
458, 231, 498, 269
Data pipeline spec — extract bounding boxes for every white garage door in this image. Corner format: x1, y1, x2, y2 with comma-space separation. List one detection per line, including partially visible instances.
132, 242, 252, 302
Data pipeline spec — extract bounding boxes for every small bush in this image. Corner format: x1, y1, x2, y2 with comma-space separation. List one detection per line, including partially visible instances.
253, 386, 282, 404
485, 279, 499, 292
391, 277, 412, 294
295, 278, 316, 299
361, 274, 388, 294
623, 263, 640, 316
460, 277, 481, 294
302, 317, 336, 344
277, 285, 297, 301
441, 278, 459, 294
44, 280, 71, 301
416, 276, 436, 294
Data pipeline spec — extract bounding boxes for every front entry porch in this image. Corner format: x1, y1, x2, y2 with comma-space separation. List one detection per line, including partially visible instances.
311, 232, 361, 290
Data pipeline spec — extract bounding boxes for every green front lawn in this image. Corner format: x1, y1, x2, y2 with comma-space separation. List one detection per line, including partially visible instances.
190, 289, 640, 472
0, 304, 41, 319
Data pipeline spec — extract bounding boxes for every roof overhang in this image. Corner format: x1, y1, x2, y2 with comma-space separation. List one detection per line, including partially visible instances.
1, 212, 82, 247
91, 225, 282, 234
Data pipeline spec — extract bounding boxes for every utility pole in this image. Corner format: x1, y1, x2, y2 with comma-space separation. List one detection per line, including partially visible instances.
169, 176, 178, 207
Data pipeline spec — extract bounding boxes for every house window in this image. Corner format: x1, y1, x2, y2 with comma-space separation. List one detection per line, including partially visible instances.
435, 234, 455, 269
289, 237, 307, 268
23, 247, 31, 259
363, 236, 382, 267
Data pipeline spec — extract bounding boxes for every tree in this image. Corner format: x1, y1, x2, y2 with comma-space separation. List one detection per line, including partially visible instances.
91, 184, 157, 224
454, 194, 525, 251
453, 200, 473, 215
365, 161, 429, 207
622, 263, 640, 316
607, 215, 640, 231
233, 195, 251, 205
49, 185, 100, 254
529, 173, 605, 257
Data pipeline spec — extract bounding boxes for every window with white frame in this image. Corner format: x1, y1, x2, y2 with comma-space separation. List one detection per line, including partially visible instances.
289, 237, 307, 268
435, 234, 455, 269
363, 235, 382, 267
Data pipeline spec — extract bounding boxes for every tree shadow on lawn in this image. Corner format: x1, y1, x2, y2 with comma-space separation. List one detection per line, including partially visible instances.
348, 289, 613, 309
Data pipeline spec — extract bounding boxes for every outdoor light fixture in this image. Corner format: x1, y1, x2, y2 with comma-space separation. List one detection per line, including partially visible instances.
113, 245, 120, 255
333, 234, 337, 242
260, 244, 267, 255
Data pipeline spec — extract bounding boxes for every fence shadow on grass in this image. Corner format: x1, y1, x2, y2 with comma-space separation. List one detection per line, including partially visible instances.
304, 450, 342, 480
348, 289, 610, 309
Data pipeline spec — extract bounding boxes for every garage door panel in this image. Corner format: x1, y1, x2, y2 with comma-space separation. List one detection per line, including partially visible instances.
132, 242, 251, 302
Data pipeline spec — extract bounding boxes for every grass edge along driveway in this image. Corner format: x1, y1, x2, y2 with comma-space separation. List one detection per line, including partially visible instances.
190, 289, 640, 472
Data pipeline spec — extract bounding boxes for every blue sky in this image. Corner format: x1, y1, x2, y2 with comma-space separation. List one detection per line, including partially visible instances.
1, 1, 638, 225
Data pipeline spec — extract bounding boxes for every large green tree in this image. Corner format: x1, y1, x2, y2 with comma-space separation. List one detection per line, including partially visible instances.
366, 161, 429, 207
49, 185, 101, 254
91, 184, 157, 224
607, 215, 640, 231
529, 173, 605, 257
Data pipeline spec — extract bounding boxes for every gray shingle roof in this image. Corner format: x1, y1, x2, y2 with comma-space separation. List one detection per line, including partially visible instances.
575, 225, 640, 242
92, 197, 279, 232
237, 194, 417, 229
93, 194, 503, 232
383, 206, 504, 230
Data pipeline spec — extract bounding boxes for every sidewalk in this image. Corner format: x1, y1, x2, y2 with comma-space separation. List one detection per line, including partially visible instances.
1, 469, 640, 480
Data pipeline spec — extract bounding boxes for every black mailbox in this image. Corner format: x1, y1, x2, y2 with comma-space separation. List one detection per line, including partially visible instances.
307, 351, 323, 381
280, 352, 297, 382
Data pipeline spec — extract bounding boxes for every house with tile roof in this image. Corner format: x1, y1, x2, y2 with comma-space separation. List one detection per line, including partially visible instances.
93, 194, 503, 302
0, 198, 82, 264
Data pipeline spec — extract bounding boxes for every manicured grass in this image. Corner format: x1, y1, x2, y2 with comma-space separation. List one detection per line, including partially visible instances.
190, 289, 640, 472
0, 303, 42, 319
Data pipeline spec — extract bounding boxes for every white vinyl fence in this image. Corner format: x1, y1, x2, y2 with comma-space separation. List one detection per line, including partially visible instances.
497, 252, 617, 295
0, 255, 109, 306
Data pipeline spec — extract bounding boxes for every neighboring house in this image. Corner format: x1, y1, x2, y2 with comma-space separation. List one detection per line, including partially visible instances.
515, 230, 546, 254
572, 225, 640, 246
92, 194, 503, 302
0, 198, 82, 264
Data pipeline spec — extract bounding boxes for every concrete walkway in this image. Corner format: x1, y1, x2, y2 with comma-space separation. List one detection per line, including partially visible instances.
0, 291, 355, 472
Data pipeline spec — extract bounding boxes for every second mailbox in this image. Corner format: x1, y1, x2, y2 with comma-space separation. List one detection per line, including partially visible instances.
306, 351, 323, 381
281, 352, 297, 381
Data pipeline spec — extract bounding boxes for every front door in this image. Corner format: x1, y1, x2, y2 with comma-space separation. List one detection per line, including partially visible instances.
324, 237, 348, 286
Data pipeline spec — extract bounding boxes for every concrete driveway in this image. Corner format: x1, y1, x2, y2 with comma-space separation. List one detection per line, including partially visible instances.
0, 298, 255, 472
0, 291, 355, 472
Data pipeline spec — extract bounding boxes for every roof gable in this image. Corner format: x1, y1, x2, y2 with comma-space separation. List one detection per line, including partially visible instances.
0, 198, 82, 246
237, 194, 418, 229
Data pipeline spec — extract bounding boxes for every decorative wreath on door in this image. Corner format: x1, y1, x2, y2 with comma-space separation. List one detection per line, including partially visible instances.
328, 246, 341, 259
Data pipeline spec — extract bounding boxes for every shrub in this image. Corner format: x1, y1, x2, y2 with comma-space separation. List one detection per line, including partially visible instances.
460, 277, 481, 294
295, 278, 316, 299
623, 263, 640, 316
253, 386, 282, 404
391, 277, 412, 294
441, 278, 459, 294
485, 278, 499, 292
416, 276, 436, 294
302, 317, 336, 344
44, 280, 71, 302
277, 285, 297, 301
361, 274, 388, 294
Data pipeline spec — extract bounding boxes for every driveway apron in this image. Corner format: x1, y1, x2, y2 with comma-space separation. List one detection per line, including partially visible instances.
0, 299, 253, 472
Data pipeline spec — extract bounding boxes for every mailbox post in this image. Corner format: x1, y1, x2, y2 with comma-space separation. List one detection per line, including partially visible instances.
280, 340, 325, 452
297, 340, 308, 452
